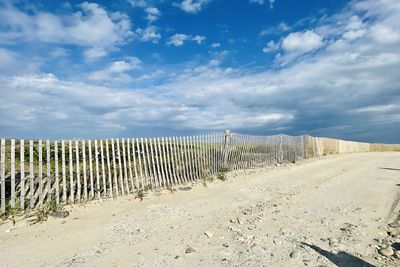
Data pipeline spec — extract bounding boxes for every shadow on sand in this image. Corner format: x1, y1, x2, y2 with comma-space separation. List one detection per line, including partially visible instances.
301, 242, 376, 267
378, 167, 400, 171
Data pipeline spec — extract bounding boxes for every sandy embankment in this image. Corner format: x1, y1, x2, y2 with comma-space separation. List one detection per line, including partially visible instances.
0, 152, 399, 266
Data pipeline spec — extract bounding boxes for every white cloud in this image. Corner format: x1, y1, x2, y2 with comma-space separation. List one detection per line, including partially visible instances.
0, 48, 42, 75
88, 57, 141, 82
282, 30, 323, 53
167, 33, 206, 46
250, 0, 277, 9
262, 40, 279, 53
135, 26, 162, 43
127, 0, 147, 7
210, 42, 220, 48
260, 22, 290, 36
176, 0, 212, 14
0, 2, 133, 60
167, 34, 190, 47
145, 6, 161, 22
192, 35, 206, 44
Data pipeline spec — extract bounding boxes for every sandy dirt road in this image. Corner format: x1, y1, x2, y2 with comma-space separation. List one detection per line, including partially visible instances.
0, 152, 399, 267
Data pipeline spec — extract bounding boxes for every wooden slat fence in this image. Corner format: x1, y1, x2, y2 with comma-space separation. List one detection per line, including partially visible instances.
0, 132, 307, 213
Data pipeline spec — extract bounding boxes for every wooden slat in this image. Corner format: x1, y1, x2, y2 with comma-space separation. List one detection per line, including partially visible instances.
38, 140, 43, 204
20, 140, 25, 209
193, 136, 201, 180
10, 139, 16, 208
105, 139, 113, 197
121, 139, 129, 193
176, 137, 185, 183
205, 135, 211, 176
54, 141, 59, 205
88, 140, 94, 198
111, 139, 119, 196
0, 139, 5, 213
152, 138, 161, 188
69, 140, 74, 203
209, 134, 214, 175
132, 139, 139, 190
116, 139, 124, 194
140, 138, 148, 188
198, 135, 204, 179
164, 137, 173, 185
187, 136, 195, 181
170, 137, 177, 184
173, 137, 180, 185
75, 141, 81, 201
100, 140, 107, 196
148, 138, 155, 188
126, 139, 134, 192
211, 134, 216, 174
159, 137, 167, 187
82, 141, 88, 200
61, 140, 67, 203
193, 136, 200, 180
95, 140, 101, 198
144, 138, 152, 188
179, 137, 188, 183
236, 134, 243, 169
137, 138, 145, 190
202, 135, 208, 175
46, 140, 51, 202
28, 141, 34, 207
183, 137, 192, 182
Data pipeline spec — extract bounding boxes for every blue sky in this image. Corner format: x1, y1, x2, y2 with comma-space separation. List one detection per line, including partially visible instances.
0, 0, 399, 143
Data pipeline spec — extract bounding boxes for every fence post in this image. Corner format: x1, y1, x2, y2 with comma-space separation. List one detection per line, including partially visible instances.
279, 134, 283, 163
222, 130, 231, 169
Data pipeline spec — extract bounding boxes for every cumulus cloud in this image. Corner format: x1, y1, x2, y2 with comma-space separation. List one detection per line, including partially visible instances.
135, 26, 162, 43
0, 2, 133, 60
145, 6, 161, 22
262, 40, 279, 53
210, 42, 221, 48
175, 0, 212, 14
167, 33, 206, 46
281, 30, 323, 53
88, 57, 141, 83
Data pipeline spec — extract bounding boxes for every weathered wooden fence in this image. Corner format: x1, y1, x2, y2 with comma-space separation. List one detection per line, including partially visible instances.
0, 132, 308, 213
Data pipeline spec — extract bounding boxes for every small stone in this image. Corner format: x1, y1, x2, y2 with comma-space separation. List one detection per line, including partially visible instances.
237, 217, 245, 225
185, 247, 196, 254
223, 243, 229, 248
378, 247, 394, 257
393, 250, 400, 260
52, 210, 70, 218
230, 219, 236, 223
5, 229, 11, 233
273, 238, 283, 246
204, 231, 213, 238
290, 250, 301, 259
174, 255, 180, 259
229, 227, 242, 234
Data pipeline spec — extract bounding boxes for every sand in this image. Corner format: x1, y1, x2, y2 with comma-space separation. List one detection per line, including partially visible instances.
0, 152, 399, 266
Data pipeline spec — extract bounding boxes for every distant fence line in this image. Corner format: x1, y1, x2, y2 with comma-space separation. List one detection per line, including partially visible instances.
0, 131, 398, 214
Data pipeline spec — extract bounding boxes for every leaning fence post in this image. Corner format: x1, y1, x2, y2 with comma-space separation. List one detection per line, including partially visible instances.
222, 130, 231, 169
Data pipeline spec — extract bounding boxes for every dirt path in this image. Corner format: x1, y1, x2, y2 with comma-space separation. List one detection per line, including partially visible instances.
0, 152, 399, 267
